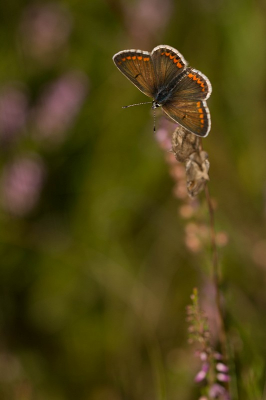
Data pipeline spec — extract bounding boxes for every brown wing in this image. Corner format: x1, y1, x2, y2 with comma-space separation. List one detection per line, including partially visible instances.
151, 45, 187, 89
162, 100, 211, 137
168, 67, 212, 101
113, 50, 156, 98
162, 68, 212, 137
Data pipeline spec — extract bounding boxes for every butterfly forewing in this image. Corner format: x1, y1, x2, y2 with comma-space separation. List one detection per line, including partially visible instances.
113, 50, 156, 98
151, 45, 187, 90
162, 99, 211, 137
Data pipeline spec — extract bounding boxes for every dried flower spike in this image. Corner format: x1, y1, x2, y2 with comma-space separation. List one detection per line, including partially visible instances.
172, 126, 209, 197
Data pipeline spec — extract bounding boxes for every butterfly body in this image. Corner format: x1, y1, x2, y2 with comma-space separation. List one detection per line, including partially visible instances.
113, 45, 212, 137
154, 69, 188, 104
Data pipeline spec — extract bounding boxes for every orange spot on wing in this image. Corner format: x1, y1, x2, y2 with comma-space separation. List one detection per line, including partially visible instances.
198, 108, 203, 113
200, 114, 204, 118
143, 57, 149, 61
169, 54, 175, 59
174, 59, 183, 68
132, 56, 136, 60
161, 52, 165, 55
122, 58, 126, 61
200, 119, 204, 124
126, 56, 131, 60
137, 56, 143, 60
193, 75, 197, 80
197, 101, 201, 107
165, 52, 170, 56
188, 73, 193, 78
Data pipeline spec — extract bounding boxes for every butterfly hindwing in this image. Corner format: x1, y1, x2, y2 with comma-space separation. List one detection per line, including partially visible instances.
162, 99, 211, 137
160, 67, 212, 136
113, 50, 156, 98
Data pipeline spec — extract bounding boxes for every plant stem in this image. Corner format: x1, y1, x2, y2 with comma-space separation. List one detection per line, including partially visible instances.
204, 185, 227, 358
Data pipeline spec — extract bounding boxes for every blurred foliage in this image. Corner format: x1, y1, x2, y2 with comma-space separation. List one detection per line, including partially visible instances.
0, 0, 266, 399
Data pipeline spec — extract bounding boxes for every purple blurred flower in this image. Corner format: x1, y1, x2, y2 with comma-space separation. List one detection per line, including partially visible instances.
124, 0, 173, 47
155, 118, 177, 150
0, 85, 28, 145
209, 383, 230, 399
195, 370, 207, 383
216, 362, 229, 373
0, 155, 45, 216
155, 126, 172, 150
195, 362, 209, 382
201, 280, 222, 342
32, 71, 88, 145
19, 3, 72, 63
200, 352, 208, 361
217, 372, 230, 382
214, 352, 223, 360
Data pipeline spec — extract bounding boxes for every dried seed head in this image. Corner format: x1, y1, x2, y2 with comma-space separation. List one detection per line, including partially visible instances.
171, 126, 210, 197
186, 151, 210, 197
172, 125, 201, 162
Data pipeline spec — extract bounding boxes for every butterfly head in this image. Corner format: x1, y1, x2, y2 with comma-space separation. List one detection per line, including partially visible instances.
152, 101, 161, 110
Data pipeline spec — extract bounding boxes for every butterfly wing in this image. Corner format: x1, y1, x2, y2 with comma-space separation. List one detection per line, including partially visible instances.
162, 99, 211, 137
151, 45, 188, 89
113, 50, 156, 98
162, 68, 212, 137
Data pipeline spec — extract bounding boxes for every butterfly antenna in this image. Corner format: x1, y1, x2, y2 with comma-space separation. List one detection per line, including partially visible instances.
122, 101, 152, 109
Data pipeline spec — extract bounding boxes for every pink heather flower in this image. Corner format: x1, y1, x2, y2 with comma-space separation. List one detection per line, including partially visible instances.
217, 372, 230, 382
194, 362, 209, 382
201, 281, 221, 342
155, 118, 177, 150
209, 383, 230, 399
33, 71, 88, 145
19, 3, 72, 63
195, 370, 207, 383
199, 352, 208, 361
0, 85, 28, 145
216, 362, 229, 373
124, 0, 172, 47
214, 352, 223, 360
201, 362, 209, 373
155, 127, 172, 150
0, 155, 45, 216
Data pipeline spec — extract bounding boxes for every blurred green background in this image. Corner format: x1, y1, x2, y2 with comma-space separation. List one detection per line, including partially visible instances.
0, 0, 266, 399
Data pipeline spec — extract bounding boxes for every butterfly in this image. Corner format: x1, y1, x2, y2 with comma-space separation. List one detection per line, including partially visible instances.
113, 45, 212, 137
